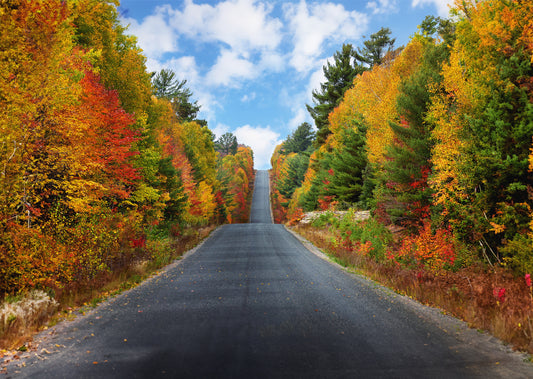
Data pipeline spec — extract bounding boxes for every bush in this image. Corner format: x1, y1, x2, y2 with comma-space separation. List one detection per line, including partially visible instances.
387, 221, 458, 274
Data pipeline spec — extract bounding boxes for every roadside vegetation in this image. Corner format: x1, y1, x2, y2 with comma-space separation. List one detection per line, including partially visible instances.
1, 0, 254, 350
271, 0, 533, 353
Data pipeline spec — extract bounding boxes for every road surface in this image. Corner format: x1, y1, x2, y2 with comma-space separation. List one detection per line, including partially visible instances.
4, 170, 532, 378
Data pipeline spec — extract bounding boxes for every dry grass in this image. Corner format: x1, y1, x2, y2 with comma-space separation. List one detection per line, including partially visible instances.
293, 223, 533, 354
0, 291, 59, 350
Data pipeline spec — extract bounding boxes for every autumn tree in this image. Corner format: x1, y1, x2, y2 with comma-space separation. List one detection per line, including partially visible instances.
71, 0, 152, 116
378, 32, 451, 230
277, 153, 310, 201
428, 0, 533, 267
0, 0, 87, 228
217, 146, 254, 223
215, 133, 238, 157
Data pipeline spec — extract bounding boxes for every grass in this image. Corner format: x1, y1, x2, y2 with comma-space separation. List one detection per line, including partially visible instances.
292, 222, 533, 354
0, 225, 216, 351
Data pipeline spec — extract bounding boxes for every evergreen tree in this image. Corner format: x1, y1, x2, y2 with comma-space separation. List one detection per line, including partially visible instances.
464, 55, 533, 247
152, 69, 202, 122
282, 122, 315, 154
355, 27, 396, 67
299, 169, 326, 211
306, 44, 365, 146
379, 37, 449, 230
158, 157, 187, 222
152, 69, 181, 99
325, 121, 368, 205
278, 153, 310, 201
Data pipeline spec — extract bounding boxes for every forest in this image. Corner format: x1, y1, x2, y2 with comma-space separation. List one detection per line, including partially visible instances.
271, 0, 533, 350
0, 0, 254, 302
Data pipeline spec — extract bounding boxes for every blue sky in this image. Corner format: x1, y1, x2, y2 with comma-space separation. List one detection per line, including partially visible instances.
118, 0, 453, 169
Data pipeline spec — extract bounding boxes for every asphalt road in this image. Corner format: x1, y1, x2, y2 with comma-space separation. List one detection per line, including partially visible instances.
5, 170, 533, 378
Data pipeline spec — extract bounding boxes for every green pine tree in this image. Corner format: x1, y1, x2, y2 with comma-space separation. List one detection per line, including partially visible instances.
306, 44, 365, 146
379, 36, 449, 230
278, 153, 310, 201
355, 27, 396, 67
325, 121, 368, 206
158, 157, 187, 222
282, 122, 315, 154
152, 69, 202, 123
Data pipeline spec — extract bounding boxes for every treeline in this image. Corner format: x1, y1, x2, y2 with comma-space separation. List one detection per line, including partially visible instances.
0, 0, 254, 296
272, 0, 533, 275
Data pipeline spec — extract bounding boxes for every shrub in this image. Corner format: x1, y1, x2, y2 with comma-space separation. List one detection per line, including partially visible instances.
387, 221, 457, 274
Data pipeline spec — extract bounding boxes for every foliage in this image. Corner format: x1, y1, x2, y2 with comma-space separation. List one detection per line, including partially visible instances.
322, 121, 368, 207
0, 0, 254, 299
387, 222, 457, 274
312, 211, 393, 261
377, 34, 450, 230
152, 69, 201, 123
354, 27, 396, 67
273, 0, 533, 279
214, 133, 238, 157
428, 0, 533, 263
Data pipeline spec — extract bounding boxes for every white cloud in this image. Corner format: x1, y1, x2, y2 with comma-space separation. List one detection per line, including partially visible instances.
169, 0, 282, 54
164, 56, 200, 85
122, 6, 178, 59
283, 1, 368, 73
258, 51, 285, 73
206, 49, 258, 87
234, 125, 282, 169
168, 0, 284, 87
288, 107, 310, 131
412, 0, 453, 17
212, 123, 230, 139
366, 0, 399, 15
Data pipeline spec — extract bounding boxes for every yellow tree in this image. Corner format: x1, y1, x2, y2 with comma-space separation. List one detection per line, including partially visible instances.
429, 0, 533, 268
0, 0, 87, 228
70, 0, 152, 116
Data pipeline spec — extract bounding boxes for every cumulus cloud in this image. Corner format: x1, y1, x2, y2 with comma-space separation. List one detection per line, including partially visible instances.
283, 1, 368, 73
287, 107, 311, 131
412, 0, 453, 17
169, 0, 282, 54
122, 5, 178, 59
206, 49, 258, 87
234, 125, 282, 169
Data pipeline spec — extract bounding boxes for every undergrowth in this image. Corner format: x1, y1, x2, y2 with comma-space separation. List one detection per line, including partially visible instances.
0, 225, 215, 351
293, 216, 533, 354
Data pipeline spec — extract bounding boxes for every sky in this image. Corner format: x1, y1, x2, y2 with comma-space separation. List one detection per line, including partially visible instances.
118, 0, 453, 169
